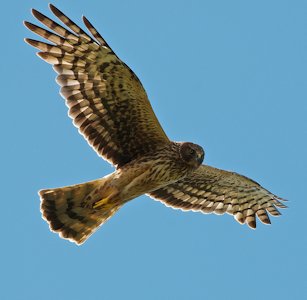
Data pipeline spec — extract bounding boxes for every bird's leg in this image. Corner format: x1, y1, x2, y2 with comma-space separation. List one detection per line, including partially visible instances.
81, 178, 120, 210
92, 185, 119, 209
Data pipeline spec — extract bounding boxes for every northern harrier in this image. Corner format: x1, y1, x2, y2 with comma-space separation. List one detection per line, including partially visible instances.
24, 4, 287, 245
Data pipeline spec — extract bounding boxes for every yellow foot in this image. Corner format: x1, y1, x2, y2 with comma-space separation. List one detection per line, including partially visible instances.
92, 186, 119, 209
93, 197, 110, 209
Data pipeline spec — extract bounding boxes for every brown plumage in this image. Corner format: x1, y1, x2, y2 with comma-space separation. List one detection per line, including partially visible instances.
24, 4, 286, 245
148, 165, 287, 229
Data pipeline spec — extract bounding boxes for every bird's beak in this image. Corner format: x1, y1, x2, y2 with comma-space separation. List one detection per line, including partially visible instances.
197, 152, 204, 165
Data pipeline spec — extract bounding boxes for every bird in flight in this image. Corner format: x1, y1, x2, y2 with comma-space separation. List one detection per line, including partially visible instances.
24, 4, 287, 245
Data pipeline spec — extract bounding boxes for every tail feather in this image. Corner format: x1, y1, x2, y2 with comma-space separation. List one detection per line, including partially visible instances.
39, 179, 122, 245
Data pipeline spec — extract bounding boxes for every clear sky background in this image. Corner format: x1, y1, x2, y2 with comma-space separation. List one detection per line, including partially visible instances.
1, 1, 306, 299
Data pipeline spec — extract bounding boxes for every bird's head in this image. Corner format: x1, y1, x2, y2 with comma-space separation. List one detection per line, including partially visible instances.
179, 142, 204, 168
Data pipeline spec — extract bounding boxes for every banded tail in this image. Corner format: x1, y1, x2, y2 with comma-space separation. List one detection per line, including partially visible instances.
39, 178, 122, 245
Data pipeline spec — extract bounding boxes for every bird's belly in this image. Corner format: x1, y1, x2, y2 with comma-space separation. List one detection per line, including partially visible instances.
116, 162, 185, 202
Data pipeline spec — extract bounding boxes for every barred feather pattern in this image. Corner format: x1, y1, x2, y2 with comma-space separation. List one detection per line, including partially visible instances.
40, 178, 122, 245
24, 4, 169, 168
149, 165, 287, 228
24, 5, 287, 243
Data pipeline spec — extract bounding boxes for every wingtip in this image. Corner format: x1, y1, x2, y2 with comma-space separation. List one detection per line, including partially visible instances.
23, 20, 33, 30
82, 15, 90, 27
24, 37, 31, 45
263, 218, 272, 225
24, 38, 40, 49
247, 220, 257, 229
48, 3, 55, 10
36, 52, 46, 60
49, 3, 61, 16
31, 8, 38, 18
31, 8, 46, 22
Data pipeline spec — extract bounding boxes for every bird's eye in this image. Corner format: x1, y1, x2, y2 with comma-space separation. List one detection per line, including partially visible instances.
189, 148, 195, 155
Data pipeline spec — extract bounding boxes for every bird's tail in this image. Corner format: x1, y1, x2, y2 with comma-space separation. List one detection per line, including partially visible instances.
39, 177, 122, 245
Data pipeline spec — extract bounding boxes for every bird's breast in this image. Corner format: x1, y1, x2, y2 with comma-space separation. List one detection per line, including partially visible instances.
114, 157, 189, 202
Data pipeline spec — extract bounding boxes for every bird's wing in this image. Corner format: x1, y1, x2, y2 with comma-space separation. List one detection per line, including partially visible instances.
148, 165, 287, 228
24, 4, 169, 168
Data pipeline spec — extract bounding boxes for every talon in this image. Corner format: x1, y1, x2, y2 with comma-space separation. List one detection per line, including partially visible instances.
93, 197, 110, 209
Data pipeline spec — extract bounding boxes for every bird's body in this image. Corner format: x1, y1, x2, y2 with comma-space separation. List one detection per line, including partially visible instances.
84, 142, 202, 208
40, 142, 203, 244
25, 4, 286, 245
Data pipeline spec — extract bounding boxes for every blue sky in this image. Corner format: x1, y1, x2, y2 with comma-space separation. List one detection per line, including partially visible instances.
1, 0, 306, 299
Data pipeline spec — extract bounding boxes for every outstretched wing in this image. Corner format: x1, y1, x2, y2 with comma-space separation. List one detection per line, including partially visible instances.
24, 4, 169, 168
148, 165, 287, 228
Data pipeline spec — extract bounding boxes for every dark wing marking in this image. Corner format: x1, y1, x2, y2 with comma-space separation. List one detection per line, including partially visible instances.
148, 165, 287, 228
24, 4, 169, 168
